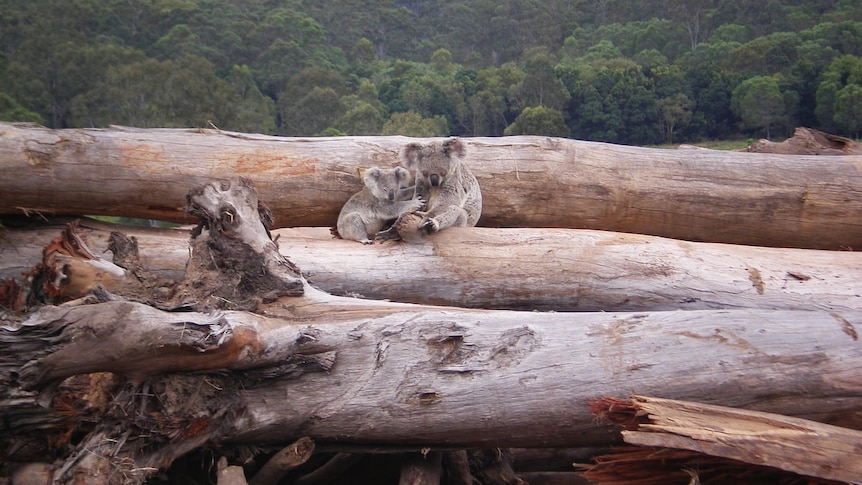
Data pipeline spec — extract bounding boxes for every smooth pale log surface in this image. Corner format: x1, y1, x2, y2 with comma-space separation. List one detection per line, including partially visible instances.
620, 395, 862, 483
1, 123, 861, 249
9, 299, 862, 449
3, 220, 860, 312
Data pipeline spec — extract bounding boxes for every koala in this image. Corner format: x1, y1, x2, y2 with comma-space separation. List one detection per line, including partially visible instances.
400, 137, 482, 234
336, 166, 424, 244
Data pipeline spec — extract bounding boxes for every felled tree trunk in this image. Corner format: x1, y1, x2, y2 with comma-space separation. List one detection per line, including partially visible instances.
2, 218, 860, 313
1, 123, 861, 249
2, 180, 861, 484
4, 291, 862, 483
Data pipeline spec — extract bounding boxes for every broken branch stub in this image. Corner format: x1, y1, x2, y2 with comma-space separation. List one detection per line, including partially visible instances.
180, 178, 304, 310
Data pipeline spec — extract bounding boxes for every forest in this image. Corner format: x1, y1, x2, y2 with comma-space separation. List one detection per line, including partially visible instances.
1, 0, 861, 145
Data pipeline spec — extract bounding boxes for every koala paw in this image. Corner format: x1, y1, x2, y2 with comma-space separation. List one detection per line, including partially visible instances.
418, 218, 439, 235
408, 197, 425, 212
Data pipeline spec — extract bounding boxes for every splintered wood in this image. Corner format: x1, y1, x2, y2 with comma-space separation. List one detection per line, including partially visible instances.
588, 395, 862, 483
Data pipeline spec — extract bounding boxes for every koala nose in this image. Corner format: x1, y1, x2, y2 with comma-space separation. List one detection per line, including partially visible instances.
387, 188, 396, 200
429, 174, 441, 186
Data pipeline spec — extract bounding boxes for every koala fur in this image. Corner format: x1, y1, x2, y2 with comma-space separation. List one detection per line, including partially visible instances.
337, 166, 424, 244
400, 138, 482, 234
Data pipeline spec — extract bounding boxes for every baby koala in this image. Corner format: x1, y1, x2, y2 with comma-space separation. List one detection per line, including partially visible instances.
336, 166, 424, 244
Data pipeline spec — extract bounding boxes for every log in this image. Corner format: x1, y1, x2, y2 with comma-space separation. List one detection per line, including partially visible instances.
1, 123, 861, 249
4, 301, 862, 475
589, 395, 862, 483
247, 437, 315, 485
2, 218, 860, 313
745, 127, 862, 155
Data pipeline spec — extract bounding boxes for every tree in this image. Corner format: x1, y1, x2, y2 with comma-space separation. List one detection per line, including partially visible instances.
225, 64, 277, 134
277, 67, 349, 135
248, 9, 343, 97
664, 0, 715, 50
334, 101, 385, 135
278, 87, 346, 136
834, 84, 862, 138
656, 93, 694, 144
569, 59, 660, 145
731, 75, 787, 139
504, 106, 570, 137
683, 61, 733, 139
69, 55, 239, 129
816, 55, 862, 134
430, 48, 454, 72
381, 110, 449, 136
0, 93, 44, 123
509, 51, 571, 111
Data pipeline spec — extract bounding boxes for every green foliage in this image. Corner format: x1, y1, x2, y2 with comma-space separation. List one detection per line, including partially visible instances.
569, 59, 660, 145
504, 106, 570, 138
1, 0, 860, 143
656, 93, 694, 144
509, 51, 571, 111
381, 110, 449, 137
816, 54, 862, 135
0, 93, 44, 123
335, 101, 385, 135
69, 55, 240, 128
731, 75, 789, 139
834, 84, 862, 138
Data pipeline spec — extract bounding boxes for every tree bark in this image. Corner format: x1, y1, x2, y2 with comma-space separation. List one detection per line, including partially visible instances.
1, 123, 860, 249
2, 218, 860, 313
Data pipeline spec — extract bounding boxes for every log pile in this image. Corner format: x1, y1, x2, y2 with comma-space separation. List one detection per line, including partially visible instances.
0, 123, 861, 484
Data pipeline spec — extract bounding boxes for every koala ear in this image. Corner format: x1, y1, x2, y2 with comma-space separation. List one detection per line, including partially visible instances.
363, 167, 381, 184
443, 138, 466, 158
394, 166, 410, 181
400, 143, 422, 169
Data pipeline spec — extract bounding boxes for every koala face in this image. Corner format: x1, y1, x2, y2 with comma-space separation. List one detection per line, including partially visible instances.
401, 138, 465, 188
363, 166, 412, 201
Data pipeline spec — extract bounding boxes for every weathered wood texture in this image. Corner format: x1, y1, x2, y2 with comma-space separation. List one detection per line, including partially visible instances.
6, 299, 862, 450
3, 220, 860, 312
1, 123, 861, 249
594, 395, 862, 483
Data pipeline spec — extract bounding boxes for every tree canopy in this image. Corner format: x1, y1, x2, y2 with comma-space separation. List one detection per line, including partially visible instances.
1, 0, 861, 143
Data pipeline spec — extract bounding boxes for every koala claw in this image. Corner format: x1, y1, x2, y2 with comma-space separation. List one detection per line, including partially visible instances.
418, 218, 439, 235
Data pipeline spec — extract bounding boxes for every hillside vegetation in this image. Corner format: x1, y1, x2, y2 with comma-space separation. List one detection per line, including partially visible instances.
1, 0, 861, 144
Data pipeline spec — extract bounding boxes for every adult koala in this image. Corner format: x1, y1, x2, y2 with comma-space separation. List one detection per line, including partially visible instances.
400, 137, 482, 234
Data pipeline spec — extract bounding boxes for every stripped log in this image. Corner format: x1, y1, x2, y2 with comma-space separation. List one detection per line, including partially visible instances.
2, 219, 860, 312
1, 123, 861, 249
3, 301, 862, 477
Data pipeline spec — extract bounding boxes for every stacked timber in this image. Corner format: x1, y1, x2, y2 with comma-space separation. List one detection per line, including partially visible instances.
0, 123, 860, 484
